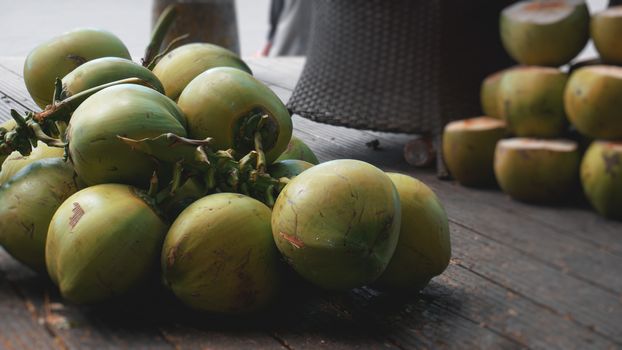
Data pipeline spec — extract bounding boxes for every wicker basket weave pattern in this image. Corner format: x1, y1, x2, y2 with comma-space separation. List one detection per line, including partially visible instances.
287, 0, 514, 135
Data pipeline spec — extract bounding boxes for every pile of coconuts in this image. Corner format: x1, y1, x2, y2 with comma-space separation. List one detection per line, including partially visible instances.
0, 7, 451, 313
443, 0, 622, 221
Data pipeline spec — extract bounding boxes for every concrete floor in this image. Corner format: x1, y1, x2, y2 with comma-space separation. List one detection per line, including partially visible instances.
0, 0, 611, 60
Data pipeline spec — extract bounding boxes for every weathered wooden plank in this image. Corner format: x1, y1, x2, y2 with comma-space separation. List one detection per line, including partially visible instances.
299, 129, 622, 346
0, 251, 60, 350
0, 250, 174, 350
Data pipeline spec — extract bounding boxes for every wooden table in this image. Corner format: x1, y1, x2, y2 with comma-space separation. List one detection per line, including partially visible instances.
0, 57, 621, 350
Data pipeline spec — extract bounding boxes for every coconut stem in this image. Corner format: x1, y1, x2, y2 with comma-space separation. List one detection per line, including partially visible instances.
146, 33, 189, 70
34, 77, 155, 124
143, 4, 178, 68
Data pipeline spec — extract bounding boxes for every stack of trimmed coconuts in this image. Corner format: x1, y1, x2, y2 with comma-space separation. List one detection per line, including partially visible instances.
0, 8, 451, 313
443, 0, 622, 221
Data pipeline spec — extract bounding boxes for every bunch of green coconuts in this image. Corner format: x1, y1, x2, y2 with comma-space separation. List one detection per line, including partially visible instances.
0, 8, 451, 313
443, 0, 622, 221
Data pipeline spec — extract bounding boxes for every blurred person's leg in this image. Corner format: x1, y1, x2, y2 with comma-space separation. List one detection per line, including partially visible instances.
263, 0, 312, 56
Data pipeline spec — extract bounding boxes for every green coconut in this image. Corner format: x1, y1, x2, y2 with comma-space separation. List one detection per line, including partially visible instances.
24, 28, 131, 109
591, 6, 622, 65
0, 158, 78, 272
177, 67, 292, 164
0, 142, 65, 185
564, 66, 622, 139
442, 117, 507, 187
494, 138, 581, 203
268, 159, 314, 179
46, 184, 168, 304
480, 68, 513, 119
498, 67, 568, 137
152, 43, 251, 101
374, 173, 451, 293
580, 141, 622, 220
162, 193, 282, 313
500, 0, 590, 66
271, 159, 401, 290
66, 84, 187, 187
61, 57, 164, 99
0, 119, 17, 170
275, 136, 320, 165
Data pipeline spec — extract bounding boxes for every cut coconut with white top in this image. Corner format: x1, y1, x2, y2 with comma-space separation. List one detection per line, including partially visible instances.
442, 117, 507, 187
500, 0, 590, 66
494, 138, 580, 203
591, 7, 622, 65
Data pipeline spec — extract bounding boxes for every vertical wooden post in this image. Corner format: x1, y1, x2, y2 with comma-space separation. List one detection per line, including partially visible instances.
152, 0, 241, 54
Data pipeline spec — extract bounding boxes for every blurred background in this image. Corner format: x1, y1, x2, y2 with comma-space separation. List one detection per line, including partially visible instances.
0, 0, 611, 59
0, 0, 269, 58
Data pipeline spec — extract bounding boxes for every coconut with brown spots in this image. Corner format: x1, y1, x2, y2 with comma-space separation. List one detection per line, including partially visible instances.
564, 66, 622, 139
374, 173, 451, 293
498, 67, 568, 137
442, 117, 507, 187
162, 193, 281, 313
591, 6, 622, 65
0, 158, 79, 273
46, 184, 167, 304
580, 141, 622, 220
500, 0, 589, 66
494, 138, 581, 203
271, 159, 401, 290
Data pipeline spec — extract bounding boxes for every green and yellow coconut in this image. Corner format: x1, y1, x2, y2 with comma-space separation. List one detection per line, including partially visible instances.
177, 67, 292, 164
494, 138, 581, 203
580, 141, 622, 220
152, 43, 251, 101
61, 57, 164, 99
46, 184, 168, 304
162, 193, 282, 313
0, 158, 79, 272
275, 136, 319, 165
500, 0, 590, 66
498, 67, 568, 137
564, 66, 622, 139
591, 6, 622, 65
374, 173, 451, 293
66, 84, 187, 187
271, 159, 401, 290
480, 68, 517, 119
0, 142, 64, 185
24, 28, 131, 108
442, 117, 507, 187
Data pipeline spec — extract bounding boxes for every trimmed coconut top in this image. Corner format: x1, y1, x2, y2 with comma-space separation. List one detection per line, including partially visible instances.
504, 0, 585, 24
581, 65, 622, 79
595, 140, 622, 151
510, 66, 563, 75
597, 5, 622, 17
445, 117, 506, 132
498, 138, 578, 152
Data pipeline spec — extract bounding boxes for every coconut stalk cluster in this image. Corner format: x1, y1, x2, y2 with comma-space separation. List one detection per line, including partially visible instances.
442, 0, 622, 221
0, 6, 452, 311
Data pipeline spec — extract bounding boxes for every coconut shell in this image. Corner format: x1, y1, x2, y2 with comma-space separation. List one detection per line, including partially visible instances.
580, 141, 622, 220
494, 138, 581, 203
442, 117, 507, 187
498, 67, 568, 137
500, 0, 589, 66
564, 66, 622, 139
374, 173, 451, 293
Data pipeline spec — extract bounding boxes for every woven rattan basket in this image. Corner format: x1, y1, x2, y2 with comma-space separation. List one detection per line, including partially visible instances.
286, 0, 516, 176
